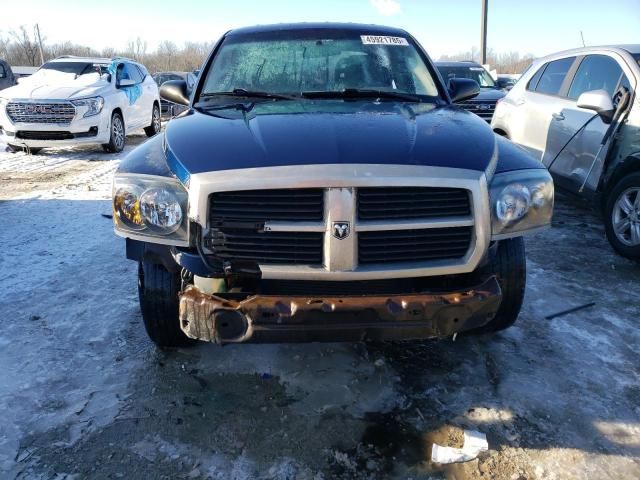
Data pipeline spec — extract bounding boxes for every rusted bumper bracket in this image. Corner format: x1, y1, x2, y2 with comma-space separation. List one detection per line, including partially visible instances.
179, 276, 502, 344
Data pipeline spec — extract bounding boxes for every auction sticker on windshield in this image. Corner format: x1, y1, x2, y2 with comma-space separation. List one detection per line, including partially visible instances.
361, 35, 409, 46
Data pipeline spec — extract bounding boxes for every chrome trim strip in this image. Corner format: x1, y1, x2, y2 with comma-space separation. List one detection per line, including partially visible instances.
357, 216, 474, 232
189, 164, 489, 280
263, 221, 325, 233
113, 228, 190, 247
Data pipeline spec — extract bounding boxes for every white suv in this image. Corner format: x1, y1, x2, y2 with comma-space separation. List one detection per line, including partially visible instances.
492, 45, 640, 259
0, 56, 161, 153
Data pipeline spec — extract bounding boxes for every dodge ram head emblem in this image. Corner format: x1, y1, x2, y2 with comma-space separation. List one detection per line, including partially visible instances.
333, 221, 350, 240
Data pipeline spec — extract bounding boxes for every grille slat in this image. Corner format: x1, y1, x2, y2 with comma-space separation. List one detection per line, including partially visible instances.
358, 187, 471, 220
210, 189, 323, 222
6, 102, 76, 125
359, 227, 472, 264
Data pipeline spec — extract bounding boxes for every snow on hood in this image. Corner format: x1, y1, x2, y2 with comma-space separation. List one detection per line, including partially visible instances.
0, 70, 110, 100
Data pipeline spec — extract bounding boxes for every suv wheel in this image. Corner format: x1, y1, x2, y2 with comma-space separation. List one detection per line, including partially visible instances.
138, 261, 195, 348
102, 112, 125, 153
470, 237, 526, 334
604, 172, 640, 259
144, 103, 161, 137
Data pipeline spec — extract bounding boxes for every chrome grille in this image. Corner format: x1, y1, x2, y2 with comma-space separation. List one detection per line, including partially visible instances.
6, 102, 76, 125
457, 100, 496, 122
207, 187, 474, 268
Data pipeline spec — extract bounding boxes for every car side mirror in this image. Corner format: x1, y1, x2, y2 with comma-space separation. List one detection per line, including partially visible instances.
160, 80, 190, 106
577, 89, 614, 124
118, 78, 136, 88
448, 78, 480, 103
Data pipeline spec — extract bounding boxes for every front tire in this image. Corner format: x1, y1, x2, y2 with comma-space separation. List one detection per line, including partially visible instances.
138, 261, 194, 348
144, 103, 161, 137
604, 172, 640, 260
102, 111, 125, 153
471, 237, 526, 334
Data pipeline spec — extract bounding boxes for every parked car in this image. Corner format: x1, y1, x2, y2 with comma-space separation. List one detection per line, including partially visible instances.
112, 23, 553, 347
0, 59, 17, 91
492, 45, 640, 259
0, 56, 161, 153
152, 71, 197, 117
435, 61, 506, 122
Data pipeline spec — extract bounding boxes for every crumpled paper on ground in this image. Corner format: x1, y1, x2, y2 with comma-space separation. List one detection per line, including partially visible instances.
431, 429, 488, 464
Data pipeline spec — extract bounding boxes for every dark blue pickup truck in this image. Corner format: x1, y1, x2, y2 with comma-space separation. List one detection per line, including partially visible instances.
112, 23, 553, 347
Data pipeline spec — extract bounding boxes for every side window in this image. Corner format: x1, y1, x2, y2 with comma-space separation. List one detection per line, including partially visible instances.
526, 64, 546, 91
567, 55, 623, 100
535, 57, 575, 96
120, 63, 143, 84
0, 63, 6, 78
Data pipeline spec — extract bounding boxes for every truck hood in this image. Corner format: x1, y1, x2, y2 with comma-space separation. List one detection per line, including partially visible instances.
0, 71, 109, 100
472, 88, 506, 101
164, 100, 497, 178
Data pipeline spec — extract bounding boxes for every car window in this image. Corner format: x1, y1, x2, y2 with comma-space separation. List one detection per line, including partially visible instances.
0, 63, 5, 78
119, 63, 143, 84
202, 33, 440, 98
534, 57, 575, 96
526, 64, 546, 91
437, 65, 496, 88
567, 55, 623, 100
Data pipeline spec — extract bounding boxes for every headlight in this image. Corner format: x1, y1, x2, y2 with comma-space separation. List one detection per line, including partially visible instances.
113, 174, 189, 245
489, 169, 554, 239
71, 96, 104, 117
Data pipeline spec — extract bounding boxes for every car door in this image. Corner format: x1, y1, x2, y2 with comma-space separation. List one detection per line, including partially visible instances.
514, 56, 577, 161
116, 62, 145, 128
546, 54, 631, 192
135, 64, 157, 127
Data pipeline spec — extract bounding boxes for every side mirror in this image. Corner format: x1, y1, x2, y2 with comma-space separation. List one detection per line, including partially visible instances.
160, 80, 190, 106
448, 78, 480, 103
577, 89, 614, 123
118, 78, 136, 88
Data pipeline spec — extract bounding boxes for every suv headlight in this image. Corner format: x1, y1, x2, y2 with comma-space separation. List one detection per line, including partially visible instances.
112, 174, 189, 245
71, 96, 104, 117
489, 169, 554, 239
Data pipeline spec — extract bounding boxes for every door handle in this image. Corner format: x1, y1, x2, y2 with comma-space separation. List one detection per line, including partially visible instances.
552, 112, 565, 121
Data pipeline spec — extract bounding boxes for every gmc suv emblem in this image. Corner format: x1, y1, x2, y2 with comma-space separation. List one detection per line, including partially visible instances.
333, 221, 350, 240
25, 105, 52, 114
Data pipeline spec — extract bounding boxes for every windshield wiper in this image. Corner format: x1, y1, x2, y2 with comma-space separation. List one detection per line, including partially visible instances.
301, 88, 422, 102
200, 88, 296, 101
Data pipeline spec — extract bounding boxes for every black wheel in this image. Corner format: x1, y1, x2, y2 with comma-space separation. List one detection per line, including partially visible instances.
471, 237, 526, 334
101, 111, 125, 153
7, 144, 43, 154
604, 172, 640, 260
138, 261, 195, 348
144, 103, 161, 137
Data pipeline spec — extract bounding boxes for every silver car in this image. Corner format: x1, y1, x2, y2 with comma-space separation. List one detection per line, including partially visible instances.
492, 45, 640, 259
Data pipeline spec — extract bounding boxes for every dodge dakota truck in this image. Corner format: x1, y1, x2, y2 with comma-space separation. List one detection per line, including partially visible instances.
112, 23, 554, 347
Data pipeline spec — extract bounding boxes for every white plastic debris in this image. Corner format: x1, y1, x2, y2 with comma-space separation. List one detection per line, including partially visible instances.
431, 430, 488, 464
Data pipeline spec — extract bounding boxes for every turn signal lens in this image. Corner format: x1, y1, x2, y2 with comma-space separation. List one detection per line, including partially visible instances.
113, 186, 143, 229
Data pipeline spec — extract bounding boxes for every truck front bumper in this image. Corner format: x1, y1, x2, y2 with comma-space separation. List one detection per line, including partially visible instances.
179, 276, 502, 344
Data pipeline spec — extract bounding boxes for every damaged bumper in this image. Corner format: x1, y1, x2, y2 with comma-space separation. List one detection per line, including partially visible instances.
179, 276, 502, 344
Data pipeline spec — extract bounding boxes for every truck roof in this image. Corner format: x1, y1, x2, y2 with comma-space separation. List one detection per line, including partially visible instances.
227, 22, 409, 37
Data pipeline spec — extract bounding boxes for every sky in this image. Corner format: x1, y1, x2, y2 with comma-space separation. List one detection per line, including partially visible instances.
0, 0, 638, 59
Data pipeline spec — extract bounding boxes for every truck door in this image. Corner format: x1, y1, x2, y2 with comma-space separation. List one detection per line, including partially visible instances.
547, 54, 631, 192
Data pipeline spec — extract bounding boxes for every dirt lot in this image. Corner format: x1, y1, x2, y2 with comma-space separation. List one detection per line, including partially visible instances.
1, 138, 639, 480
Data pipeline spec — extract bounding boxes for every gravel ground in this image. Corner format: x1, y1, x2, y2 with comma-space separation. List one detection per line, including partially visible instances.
0, 138, 638, 480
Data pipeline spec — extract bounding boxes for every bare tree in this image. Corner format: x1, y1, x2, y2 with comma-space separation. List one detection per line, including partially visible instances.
9, 26, 41, 66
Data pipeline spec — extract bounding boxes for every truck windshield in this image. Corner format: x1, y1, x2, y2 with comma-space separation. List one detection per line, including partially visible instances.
437, 65, 496, 88
200, 32, 440, 100
40, 61, 109, 76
